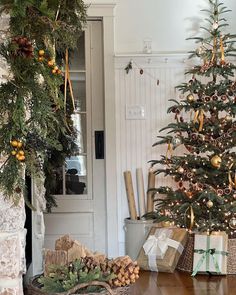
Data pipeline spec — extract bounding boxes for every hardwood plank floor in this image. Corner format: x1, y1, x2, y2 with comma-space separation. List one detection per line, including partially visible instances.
129, 271, 236, 295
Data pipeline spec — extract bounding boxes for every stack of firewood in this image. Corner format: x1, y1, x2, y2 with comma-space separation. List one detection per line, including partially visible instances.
44, 235, 140, 288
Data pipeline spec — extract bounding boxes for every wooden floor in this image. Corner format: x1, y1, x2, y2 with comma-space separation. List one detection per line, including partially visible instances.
129, 271, 236, 295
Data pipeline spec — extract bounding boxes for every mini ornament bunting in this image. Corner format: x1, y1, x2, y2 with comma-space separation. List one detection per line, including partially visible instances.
193, 109, 204, 132
64, 48, 75, 111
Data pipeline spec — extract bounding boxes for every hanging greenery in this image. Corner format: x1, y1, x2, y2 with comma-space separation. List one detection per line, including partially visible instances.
0, 0, 87, 206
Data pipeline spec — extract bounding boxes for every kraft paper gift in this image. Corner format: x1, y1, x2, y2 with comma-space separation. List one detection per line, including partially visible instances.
137, 227, 188, 273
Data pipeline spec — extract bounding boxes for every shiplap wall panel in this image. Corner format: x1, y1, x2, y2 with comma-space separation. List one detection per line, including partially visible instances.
115, 55, 193, 255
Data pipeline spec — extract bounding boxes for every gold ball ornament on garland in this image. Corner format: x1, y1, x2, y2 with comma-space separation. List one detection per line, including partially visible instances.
229, 217, 236, 230
16, 153, 25, 161
11, 150, 17, 156
47, 60, 54, 67
17, 141, 23, 148
11, 140, 18, 147
206, 200, 213, 208
210, 155, 222, 168
38, 49, 45, 56
18, 150, 24, 156
187, 94, 195, 102
38, 56, 44, 62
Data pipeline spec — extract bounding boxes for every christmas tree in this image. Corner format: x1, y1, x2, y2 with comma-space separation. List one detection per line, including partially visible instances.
149, 0, 236, 235
0, 0, 87, 206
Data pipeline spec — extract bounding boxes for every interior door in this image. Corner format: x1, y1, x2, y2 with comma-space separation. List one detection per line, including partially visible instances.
44, 20, 107, 253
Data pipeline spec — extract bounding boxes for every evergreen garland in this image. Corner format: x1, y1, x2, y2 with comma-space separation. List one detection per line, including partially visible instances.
0, 0, 87, 206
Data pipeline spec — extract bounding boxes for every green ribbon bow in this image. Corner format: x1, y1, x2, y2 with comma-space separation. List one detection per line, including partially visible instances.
192, 235, 228, 277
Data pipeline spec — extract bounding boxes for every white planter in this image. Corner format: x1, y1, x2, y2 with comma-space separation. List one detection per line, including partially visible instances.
124, 218, 153, 260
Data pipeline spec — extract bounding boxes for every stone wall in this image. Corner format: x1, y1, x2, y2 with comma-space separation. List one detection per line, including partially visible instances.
0, 195, 26, 295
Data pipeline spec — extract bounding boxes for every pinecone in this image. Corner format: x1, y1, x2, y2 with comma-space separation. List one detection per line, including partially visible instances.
108, 256, 140, 288
79, 255, 139, 287
81, 256, 100, 272
12, 36, 34, 58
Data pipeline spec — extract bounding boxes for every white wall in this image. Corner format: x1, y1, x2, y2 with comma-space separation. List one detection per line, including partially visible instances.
84, 0, 236, 256
87, 0, 236, 53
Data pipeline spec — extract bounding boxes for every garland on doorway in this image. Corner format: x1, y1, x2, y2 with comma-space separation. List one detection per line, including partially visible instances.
0, 0, 87, 208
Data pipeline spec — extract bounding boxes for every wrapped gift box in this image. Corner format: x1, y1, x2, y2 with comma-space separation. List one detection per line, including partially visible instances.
192, 232, 228, 276
137, 227, 188, 273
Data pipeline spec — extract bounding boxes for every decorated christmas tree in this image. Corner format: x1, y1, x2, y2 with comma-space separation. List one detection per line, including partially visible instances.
149, 0, 236, 236
0, 0, 87, 208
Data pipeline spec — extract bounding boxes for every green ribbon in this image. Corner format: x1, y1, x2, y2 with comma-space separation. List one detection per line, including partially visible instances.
192, 235, 228, 277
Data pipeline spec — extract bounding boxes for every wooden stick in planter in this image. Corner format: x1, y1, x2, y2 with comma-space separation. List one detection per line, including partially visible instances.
146, 168, 156, 213
124, 171, 137, 220
136, 168, 146, 218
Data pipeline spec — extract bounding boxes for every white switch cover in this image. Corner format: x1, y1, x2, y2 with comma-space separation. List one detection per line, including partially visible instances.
126, 105, 146, 120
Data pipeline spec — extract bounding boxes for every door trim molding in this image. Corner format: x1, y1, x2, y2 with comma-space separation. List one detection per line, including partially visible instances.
87, 4, 118, 257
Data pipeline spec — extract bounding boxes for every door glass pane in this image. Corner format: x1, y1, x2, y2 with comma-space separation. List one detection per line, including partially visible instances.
71, 77, 86, 111
70, 33, 85, 71
52, 167, 64, 195
53, 30, 88, 196
65, 157, 87, 194
72, 113, 87, 154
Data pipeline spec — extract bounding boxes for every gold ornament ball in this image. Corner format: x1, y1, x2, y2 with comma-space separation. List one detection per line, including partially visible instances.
16, 154, 25, 161
16, 153, 21, 160
206, 200, 213, 208
18, 150, 24, 156
11, 150, 17, 156
17, 141, 23, 148
229, 217, 236, 230
187, 94, 195, 102
19, 155, 25, 161
11, 140, 18, 147
48, 60, 54, 67
38, 50, 45, 56
210, 155, 222, 168
53, 66, 59, 72
177, 167, 184, 174
52, 69, 57, 74
38, 56, 44, 62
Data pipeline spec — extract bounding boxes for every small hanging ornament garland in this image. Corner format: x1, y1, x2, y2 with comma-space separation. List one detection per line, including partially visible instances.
124, 60, 160, 86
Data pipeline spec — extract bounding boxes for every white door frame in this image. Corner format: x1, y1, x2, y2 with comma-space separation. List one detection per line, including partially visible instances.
87, 4, 118, 257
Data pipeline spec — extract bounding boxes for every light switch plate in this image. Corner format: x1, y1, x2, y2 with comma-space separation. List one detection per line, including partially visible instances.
126, 105, 146, 120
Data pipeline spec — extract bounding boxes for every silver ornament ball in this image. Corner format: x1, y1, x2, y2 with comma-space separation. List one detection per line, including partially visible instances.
229, 217, 236, 230
172, 136, 182, 148
206, 200, 213, 208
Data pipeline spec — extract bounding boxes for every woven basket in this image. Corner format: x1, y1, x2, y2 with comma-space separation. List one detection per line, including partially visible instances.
28, 276, 130, 295
177, 234, 236, 274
